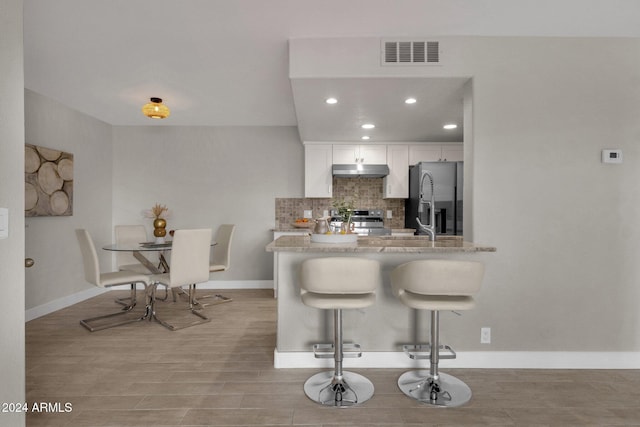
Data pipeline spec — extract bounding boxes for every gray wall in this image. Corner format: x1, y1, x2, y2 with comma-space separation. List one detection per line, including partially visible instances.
291, 36, 640, 353
24, 90, 114, 310
23, 95, 304, 314
464, 37, 640, 351
112, 126, 304, 280
0, 0, 25, 424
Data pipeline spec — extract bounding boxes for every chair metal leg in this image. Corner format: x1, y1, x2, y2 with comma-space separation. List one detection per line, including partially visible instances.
80, 285, 145, 332
191, 285, 233, 308
303, 309, 374, 407
149, 284, 211, 331
174, 284, 232, 308
398, 310, 472, 407
114, 283, 137, 309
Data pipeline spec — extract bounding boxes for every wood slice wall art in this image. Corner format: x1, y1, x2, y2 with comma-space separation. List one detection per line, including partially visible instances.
25, 144, 74, 217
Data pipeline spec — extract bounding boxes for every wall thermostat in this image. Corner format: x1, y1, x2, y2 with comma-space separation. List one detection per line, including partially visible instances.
602, 149, 623, 164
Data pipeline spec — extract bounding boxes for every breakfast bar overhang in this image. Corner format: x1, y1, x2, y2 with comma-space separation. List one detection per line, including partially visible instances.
266, 235, 496, 369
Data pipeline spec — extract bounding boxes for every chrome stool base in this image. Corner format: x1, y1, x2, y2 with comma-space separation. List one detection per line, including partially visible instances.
304, 371, 374, 407
398, 370, 472, 407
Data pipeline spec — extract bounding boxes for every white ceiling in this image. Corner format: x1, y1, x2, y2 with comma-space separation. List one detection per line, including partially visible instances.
23, 0, 640, 141
291, 77, 467, 142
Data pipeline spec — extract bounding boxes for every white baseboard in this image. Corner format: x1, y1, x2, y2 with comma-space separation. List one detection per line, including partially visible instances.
26, 287, 108, 322
25, 280, 274, 321
274, 349, 640, 370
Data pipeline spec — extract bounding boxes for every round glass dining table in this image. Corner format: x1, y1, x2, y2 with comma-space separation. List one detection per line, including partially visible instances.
103, 241, 216, 274
102, 241, 174, 273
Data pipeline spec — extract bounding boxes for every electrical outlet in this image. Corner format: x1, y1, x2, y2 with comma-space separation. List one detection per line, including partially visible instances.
303, 210, 313, 219
386, 210, 393, 219
480, 327, 491, 344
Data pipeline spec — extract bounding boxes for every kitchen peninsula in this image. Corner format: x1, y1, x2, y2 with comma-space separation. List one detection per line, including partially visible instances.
266, 235, 496, 368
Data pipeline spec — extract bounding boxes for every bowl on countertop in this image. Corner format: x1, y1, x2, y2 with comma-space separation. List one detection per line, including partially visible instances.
292, 221, 314, 228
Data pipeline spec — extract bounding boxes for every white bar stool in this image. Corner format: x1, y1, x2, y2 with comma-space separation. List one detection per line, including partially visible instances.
391, 259, 484, 407
300, 257, 379, 407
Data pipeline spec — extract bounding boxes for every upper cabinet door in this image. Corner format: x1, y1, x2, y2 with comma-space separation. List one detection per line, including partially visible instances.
305, 144, 333, 198
332, 145, 359, 163
360, 145, 387, 164
441, 145, 463, 162
409, 143, 463, 164
409, 145, 442, 163
383, 145, 409, 199
333, 144, 387, 164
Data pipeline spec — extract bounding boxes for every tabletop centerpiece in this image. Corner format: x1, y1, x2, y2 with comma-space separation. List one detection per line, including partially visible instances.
150, 203, 169, 243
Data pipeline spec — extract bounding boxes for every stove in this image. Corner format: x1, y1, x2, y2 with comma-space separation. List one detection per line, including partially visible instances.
329, 208, 392, 236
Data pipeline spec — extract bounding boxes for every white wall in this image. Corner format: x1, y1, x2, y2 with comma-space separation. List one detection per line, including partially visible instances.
24, 90, 114, 310
0, 0, 25, 424
112, 125, 303, 280
291, 36, 640, 353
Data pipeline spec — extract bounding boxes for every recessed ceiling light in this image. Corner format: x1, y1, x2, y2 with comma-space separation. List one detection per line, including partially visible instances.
405, 98, 417, 104
325, 98, 338, 104
361, 123, 375, 129
443, 123, 458, 130
361, 136, 370, 140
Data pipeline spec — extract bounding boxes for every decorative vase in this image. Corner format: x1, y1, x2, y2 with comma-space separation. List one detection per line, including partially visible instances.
153, 217, 167, 243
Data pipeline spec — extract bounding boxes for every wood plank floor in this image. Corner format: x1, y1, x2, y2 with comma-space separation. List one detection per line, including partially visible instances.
26, 289, 640, 426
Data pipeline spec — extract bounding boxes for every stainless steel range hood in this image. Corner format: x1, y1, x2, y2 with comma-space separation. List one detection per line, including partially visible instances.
332, 164, 389, 178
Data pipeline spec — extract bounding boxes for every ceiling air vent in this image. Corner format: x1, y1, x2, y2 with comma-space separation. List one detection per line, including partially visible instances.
382, 40, 440, 65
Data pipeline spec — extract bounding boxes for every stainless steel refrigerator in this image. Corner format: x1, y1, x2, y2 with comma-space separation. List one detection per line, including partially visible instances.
405, 161, 463, 236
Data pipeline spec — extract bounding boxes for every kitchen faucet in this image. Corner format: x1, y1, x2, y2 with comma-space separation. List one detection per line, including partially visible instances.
416, 170, 436, 241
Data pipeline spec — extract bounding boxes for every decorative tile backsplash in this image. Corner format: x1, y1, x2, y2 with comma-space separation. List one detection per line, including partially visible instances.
276, 177, 405, 229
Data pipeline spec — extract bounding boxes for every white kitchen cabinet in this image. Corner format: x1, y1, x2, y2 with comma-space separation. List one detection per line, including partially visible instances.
333, 144, 387, 164
383, 144, 409, 198
409, 143, 463, 164
304, 144, 333, 198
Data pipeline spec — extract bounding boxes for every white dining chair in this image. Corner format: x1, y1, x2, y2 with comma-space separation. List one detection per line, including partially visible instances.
148, 228, 213, 330
115, 225, 151, 274
194, 224, 236, 307
113, 224, 151, 309
75, 229, 151, 332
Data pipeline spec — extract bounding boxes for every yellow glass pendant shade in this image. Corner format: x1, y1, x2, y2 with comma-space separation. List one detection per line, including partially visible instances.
142, 97, 170, 119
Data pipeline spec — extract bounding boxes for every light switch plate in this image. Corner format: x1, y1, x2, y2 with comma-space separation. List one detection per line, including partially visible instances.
0, 208, 8, 239
602, 149, 622, 164
303, 210, 313, 219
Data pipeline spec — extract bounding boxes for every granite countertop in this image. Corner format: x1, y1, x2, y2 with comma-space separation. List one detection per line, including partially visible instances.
274, 227, 417, 234
266, 235, 496, 253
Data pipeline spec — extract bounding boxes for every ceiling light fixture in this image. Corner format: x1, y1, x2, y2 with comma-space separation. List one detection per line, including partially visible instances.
443, 123, 458, 130
405, 97, 417, 104
361, 136, 370, 140
142, 97, 170, 119
325, 97, 338, 104
361, 123, 375, 129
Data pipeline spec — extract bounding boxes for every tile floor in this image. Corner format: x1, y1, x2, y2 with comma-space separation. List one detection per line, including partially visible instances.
25, 289, 640, 426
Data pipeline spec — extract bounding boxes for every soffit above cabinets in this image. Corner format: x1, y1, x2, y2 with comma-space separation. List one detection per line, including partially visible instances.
290, 76, 467, 143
